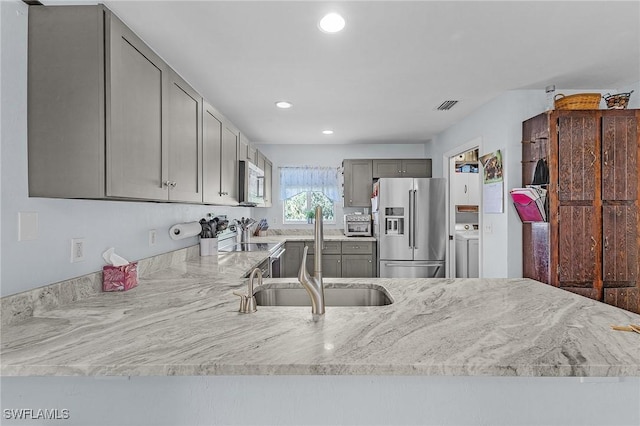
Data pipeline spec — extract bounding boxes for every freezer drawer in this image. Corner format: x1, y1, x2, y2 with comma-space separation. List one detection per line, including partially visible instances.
378, 260, 445, 278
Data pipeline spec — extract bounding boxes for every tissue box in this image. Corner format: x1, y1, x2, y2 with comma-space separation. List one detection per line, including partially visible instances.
102, 262, 138, 292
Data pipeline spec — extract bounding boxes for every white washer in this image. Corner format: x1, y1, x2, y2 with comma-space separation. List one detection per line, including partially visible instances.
455, 224, 479, 278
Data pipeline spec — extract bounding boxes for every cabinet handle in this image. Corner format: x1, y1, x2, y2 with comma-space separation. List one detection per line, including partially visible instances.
163, 180, 171, 187
170, 181, 177, 188
464, 184, 467, 194
588, 150, 596, 167
604, 150, 609, 166
604, 236, 609, 250
590, 236, 597, 252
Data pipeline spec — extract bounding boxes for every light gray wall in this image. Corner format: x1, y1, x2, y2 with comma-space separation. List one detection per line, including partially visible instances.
0, 1, 252, 297
253, 143, 428, 229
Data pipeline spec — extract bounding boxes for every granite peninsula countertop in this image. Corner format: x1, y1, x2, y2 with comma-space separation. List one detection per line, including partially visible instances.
2, 235, 639, 377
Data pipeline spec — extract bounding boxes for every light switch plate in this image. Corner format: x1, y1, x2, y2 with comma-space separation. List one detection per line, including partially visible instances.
483, 223, 493, 234
18, 212, 38, 241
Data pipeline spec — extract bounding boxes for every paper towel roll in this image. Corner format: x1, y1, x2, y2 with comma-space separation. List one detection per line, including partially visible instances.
169, 222, 202, 240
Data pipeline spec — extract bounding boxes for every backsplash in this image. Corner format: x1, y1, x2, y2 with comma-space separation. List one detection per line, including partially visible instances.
1, 245, 200, 326
263, 229, 345, 236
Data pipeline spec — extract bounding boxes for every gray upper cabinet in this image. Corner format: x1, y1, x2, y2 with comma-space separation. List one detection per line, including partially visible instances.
402, 159, 432, 178
342, 159, 373, 207
203, 103, 238, 206
202, 102, 223, 204
28, 5, 207, 203
221, 124, 239, 205
247, 145, 258, 164
263, 159, 273, 207
372, 159, 432, 178
167, 70, 203, 202
29, 5, 112, 199
106, 13, 169, 200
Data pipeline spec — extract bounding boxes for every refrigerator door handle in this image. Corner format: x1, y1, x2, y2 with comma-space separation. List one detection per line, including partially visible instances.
412, 189, 418, 250
382, 263, 442, 277
408, 189, 413, 248
382, 262, 443, 267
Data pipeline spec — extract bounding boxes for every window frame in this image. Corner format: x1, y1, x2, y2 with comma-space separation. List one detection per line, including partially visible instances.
282, 190, 336, 225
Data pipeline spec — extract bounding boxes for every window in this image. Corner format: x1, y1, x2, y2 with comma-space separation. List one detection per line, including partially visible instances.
280, 167, 340, 224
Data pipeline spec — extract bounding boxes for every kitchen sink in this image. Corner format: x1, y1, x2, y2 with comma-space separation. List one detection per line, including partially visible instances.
254, 284, 393, 307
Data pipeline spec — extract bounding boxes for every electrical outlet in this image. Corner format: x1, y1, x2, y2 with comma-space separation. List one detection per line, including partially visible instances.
483, 223, 493, 234
70, 238, 85, 262
149, 229, 157, 246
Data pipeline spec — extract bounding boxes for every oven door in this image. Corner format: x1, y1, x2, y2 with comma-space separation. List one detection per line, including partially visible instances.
269, 246, 286, 278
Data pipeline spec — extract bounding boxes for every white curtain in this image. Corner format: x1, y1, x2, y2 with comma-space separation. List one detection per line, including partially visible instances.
279, 166, 340, 201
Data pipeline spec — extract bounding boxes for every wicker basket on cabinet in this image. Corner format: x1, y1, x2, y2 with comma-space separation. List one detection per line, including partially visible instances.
554, 93, 601, 110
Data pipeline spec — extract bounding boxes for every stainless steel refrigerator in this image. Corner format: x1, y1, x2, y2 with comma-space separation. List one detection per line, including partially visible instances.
373, 178, 446, 278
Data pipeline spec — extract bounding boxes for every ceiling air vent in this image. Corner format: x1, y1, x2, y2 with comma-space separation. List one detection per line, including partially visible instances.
435, 100, 459, 111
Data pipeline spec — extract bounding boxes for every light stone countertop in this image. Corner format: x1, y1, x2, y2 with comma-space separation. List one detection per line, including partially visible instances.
1, 238, 639, 377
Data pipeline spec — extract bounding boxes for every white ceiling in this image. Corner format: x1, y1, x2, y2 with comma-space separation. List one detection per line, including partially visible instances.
91, 1, 640, 144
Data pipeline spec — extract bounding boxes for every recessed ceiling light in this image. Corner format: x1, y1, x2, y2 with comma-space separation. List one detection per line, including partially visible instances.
318, 13, 345, 33
322, 130, 334, 135
275, 101, 293, 109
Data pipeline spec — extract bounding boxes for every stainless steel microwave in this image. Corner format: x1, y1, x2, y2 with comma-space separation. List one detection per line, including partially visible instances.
238, 161, 265, 207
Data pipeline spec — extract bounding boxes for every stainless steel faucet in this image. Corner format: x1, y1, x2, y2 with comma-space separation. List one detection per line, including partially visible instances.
233, 267, 261, 313
298, 206, 325, 320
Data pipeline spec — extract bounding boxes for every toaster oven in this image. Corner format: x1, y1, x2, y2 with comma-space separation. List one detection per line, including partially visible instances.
344, 214, 372, 237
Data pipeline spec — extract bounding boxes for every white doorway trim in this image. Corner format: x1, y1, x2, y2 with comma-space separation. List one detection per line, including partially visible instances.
442, 137, 482, 278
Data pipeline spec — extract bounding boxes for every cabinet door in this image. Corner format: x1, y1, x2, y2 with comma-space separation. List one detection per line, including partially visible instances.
306, 254, 342, 278
602, 114, 637, 201
453, 172, 480, 206
247, 145, 257, 164
466, 172, 480, 205
343, 159, 373, 207
263, 159, 273, 207
604, 288, 640, 314
342, 254, 374, 277
558, 205, 599, 286
557, 114, 598, 201
202, 102, 223, 204
256, 151, 266, 172
238, 135, 249, 162
372, 159, 403, 178
167, 71, 202, 203
220, 124, 239, 205
603, 205, 637, 284
283, 242, 304, 277
402, 159, 432, 178
107, 13, 169, 200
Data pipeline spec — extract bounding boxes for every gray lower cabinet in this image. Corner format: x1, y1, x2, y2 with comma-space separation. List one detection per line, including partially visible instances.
283, 242, 305, 278
283, 240, 376, 278
341, 241, 376, 277
341, 255, 374, 278
306, 255, 342, 278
